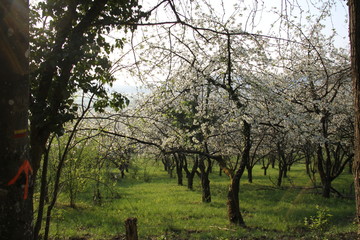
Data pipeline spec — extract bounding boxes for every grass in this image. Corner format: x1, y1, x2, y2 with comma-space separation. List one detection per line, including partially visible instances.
42, 160, 357, 239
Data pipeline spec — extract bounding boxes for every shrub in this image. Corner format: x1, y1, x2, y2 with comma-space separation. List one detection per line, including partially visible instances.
304, 205, 332, 232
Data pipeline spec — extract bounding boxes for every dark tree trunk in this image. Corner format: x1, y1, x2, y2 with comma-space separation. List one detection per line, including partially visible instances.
227, 175, 245, 226
34, 136, 54, 240
317, 146, 331, 198
283, 165, 288, 178
271, 156, 276, 168
187, 173, 194, 190
247, 165, 253, 183
305, 152, 312, 176
277, 145, 285, 187
350, 0, 360, 233
163, 155, 174, 177
263, 163, 269, 176
174, 153, 184, 186
208, 160, 213, 173
227, 120, 251, 226
183, 155, 198, 190
306, 161, 310, 175
201, 174, 211, 203
322, 178, 331, 199
162, 157, 168, 171
277, 165, 283, 187
0, 1, 32, 239
262, 158, 270, 176
198, 156, 211, 203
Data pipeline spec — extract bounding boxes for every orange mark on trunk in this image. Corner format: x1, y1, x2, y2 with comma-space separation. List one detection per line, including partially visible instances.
7, 159, 33, 199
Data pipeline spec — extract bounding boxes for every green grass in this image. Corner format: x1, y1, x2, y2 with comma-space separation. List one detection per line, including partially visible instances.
42, 161, 357, 239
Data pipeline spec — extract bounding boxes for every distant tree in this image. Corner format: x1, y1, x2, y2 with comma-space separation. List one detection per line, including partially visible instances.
0, 1, 32, 239
280, 29, 353, 198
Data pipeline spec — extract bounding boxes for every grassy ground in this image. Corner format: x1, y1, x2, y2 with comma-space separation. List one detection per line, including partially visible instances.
44, 159, 357, 240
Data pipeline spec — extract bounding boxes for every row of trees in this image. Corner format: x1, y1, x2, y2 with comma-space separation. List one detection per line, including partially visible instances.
1, 0, 360, 239
113, 0, 352, 224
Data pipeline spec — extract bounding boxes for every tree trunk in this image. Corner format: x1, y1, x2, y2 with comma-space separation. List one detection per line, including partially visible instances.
277, 166, 283, 187
34, 136, 54, 240
201, 175, 211, 203
174, 154, 183, 186
322, 178, 331, 199
227, 120, 251, 226
0, 1, 32, 239
247, 165, 253, 183
164, 155, 174, 178
262, 159, 270, 176
227, 176, 245, 226
317, 146, 331, 198
349, 0, 360, 233
198, 156, 211, 203
276, 143, 286, 186
184, 156, 198, 190
271, 156, 276, 168
283, 165, 288, 178
305, 153, 311, 176
162, 157, 168, 171
187, 173, 194, 190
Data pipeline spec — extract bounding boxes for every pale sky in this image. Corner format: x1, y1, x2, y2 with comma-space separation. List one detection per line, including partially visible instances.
111, 0, 349, 94
29, 0, 350, 94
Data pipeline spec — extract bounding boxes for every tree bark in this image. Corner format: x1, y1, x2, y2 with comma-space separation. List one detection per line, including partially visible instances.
349, 0, 360, 234
276, 144, 285, 187
174, 153, 183, 186
198, 156, 211, 203
247, 165, 253, 183
227, 120, 251, 226
322, 178, 331, 199
277, 165, 284, 187
227, 175, 245, 226
183, 155, 198, 190
317, 145, 331, 198
0, 1, 32, 239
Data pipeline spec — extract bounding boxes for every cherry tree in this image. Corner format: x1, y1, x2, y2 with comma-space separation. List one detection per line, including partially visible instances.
110, 0, 351, 226
281, 29, 352, 198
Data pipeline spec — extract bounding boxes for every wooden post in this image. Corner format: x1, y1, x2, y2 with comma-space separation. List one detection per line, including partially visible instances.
125, 217, 138, 240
